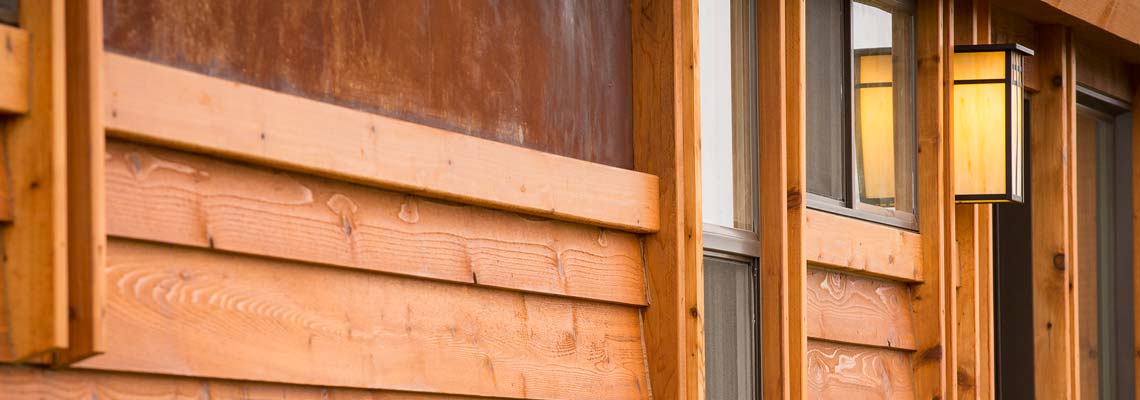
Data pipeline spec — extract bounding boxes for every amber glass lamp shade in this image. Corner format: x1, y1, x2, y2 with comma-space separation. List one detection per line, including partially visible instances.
855, 48, 897, 204
952, 44, 1033, 203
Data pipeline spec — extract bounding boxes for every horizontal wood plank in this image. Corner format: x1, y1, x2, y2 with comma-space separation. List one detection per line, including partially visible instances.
805, 340, 915, 399
104, 140, 647, 306
804, 209, 923, 282
76, 239, 649, 400
0, 24, 27, 114
806, 268, 916, 350
103, 53, 660, 233
0, 365, 482, 399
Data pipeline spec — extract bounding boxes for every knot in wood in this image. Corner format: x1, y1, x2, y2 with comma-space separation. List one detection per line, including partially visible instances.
1052, 253, 1066, 271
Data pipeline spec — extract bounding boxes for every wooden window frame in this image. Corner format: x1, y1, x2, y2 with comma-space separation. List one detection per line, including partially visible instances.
806, 0, 919, 231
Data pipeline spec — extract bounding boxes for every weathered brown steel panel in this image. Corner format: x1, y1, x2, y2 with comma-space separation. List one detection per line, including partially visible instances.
104, 0, 633, 168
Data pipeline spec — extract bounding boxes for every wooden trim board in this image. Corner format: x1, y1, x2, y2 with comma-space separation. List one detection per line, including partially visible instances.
803, 209, 923, 282
104, 140, 648, 306
77, 239, 650, 400
0, 23, 28, 114
102, 54, 660, 234
806, 268, 916, 351
0, 0, 69, 362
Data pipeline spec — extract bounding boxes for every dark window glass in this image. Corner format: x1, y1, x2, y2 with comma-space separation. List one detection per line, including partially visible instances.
704, 256, 758, 400
806, 0, 917, 228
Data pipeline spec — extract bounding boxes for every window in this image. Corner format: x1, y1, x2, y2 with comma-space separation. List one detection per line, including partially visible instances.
806, 0, 918, 229
698, 0, 760, 398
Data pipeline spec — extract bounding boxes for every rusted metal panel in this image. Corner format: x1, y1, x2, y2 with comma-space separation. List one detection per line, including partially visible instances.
103, 0, 634, 169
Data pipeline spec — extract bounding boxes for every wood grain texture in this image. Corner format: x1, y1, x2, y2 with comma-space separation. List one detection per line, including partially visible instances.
1038, 0, 1140, 50
1031, 25, 1075, 400
103, 54, 660, 234
103, 0, 634, 169
805, 268, 915, 351
104, 140, 647, 306
76, 239, 649, 400
677, 0, 705, 397
0, 24, 27, 114
1075, 40, 1133, 102
804, 210, 923, 282
0, 0, 69, 362
992, 8, 1040, 91
805, 340, 915, 399
955, 205, 982, 398
786, 0, 808, 396
0, 365, 487, 399
58, 0, 106, 365
912, 0, 950, 397
630, 0, 691, 397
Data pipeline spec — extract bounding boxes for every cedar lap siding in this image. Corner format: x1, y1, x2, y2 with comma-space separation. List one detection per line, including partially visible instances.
0, 0, 1139, 399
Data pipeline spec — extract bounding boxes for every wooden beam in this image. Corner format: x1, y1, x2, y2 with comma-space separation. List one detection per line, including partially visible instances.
630, 0, 694, 397
103, 140, 648, 306
955, 204, 982, 398
1031, 24, 1075, 400
1037, 0, 1140, 50
102, 54, 660, 234
803, 209, 923, 282
57, 0, 105, 365
0, 0, 68, 362
912, 0, 951, 397
0, 23, 27, 114
78, 239, 650, 399
0, 365, 486, 399
806, 268, 916, 351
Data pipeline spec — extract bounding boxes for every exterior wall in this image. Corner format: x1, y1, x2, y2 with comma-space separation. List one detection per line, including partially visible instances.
103, 0, 635, 169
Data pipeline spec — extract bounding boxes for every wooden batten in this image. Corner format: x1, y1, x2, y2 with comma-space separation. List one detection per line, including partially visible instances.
58, 0, 105, 365
102, 54, 660, 234
803, 209, 923, 282
103, 140, 647, 306
0, 23, 27, 114
77, 239, 650, 400
786, 0, 808, 395
911, 0, 951, 397
678, 0, 706, 397
806, 268, 916, 351
805, 339, 914, 398
0, 0, 69, 362
1031, 24, 1076, 399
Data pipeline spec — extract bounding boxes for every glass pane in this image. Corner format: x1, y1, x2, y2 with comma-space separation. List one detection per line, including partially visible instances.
1076, 106, 1120, 399
699, 0, 758, 231
704, 256, 757, 400
852, 0, 917, 217
806, 0, 848, 202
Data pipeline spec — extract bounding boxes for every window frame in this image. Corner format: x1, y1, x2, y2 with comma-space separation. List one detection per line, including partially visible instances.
805, 0, 919, 231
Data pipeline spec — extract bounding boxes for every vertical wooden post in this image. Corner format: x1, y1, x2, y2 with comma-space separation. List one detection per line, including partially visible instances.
785, 0, 806, 397
913, 0, 951, 397
57, 0, 105, 364
679, 0, 705, 397
631, 0, 702, 398
1031, 24, 1075, 400
0, 0, 68, 362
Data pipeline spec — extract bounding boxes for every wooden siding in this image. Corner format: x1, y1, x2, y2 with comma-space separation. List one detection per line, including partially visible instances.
805, 340, 915, 399
77, 239, 649, 399
804, 210, 923, 282
104, 140, 647, 306
102, 0, 634, 169
103, 54, 659, 234
806, 268, 916, 351
0, 365, 489, 399
0, 24, 27, 114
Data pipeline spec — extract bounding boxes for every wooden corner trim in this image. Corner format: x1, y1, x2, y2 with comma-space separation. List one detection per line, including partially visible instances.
103, 54, 661, 234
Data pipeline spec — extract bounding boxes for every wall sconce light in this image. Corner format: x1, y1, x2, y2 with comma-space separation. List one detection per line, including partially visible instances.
952, 44, 1034, 203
